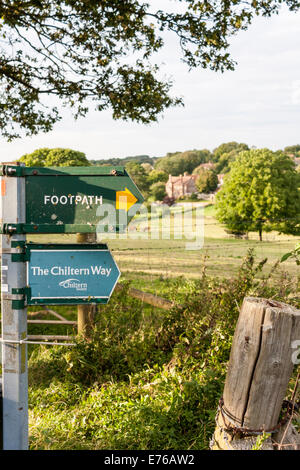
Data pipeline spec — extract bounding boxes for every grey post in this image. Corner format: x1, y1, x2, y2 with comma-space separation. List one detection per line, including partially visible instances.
1, 164, 28, 450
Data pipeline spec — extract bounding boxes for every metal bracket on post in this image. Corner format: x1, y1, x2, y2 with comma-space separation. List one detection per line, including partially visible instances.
11, 289, 27, 310
1, 165, 24, 177
1, 223, 25, 235
1, 163, 28, 450
4, 241, 27, 263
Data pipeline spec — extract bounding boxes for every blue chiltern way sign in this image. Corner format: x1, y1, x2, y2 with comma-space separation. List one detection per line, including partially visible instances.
26, 243, 120, 305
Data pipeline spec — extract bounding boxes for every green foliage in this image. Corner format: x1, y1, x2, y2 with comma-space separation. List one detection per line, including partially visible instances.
281, 242, 300, 265
147, 169, 168, 185
125, 161, 150, 197
19, 148, 90, 167
189, 192, 199, 201
27, 249, 300, 450
140, 163, 153, 174
192, 162, 215, 174
215, 148, 300, 240
90, 155, 156, 167
177, 193, 199, 202
3, 2, 300, 139
214, 150, 236, 174
251, 432, 271, 450
213, 142, 249, 161
149, 181, 167, 201
195, 169, 218, 193
155, 150, 211, 176
212, 142, 249, 173
283, 144, 300, 155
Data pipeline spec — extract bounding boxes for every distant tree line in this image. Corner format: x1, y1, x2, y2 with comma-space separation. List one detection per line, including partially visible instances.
90, 155, 157, 167
86, 142, 254, 200
19, 143, 300, 223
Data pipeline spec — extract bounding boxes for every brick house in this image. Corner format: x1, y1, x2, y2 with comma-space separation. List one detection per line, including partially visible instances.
165, 173, 198, 199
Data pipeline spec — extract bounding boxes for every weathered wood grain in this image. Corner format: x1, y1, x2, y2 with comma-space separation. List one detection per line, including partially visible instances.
222, 297, 266, 426
213, 297, 300, 450
243, 302, 300, 429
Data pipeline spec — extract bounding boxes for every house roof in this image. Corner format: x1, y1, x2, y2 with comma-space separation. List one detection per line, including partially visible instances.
167, 174, 197, 185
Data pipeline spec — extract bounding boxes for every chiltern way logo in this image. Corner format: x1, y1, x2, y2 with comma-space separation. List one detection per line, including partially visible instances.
59, 278, 88, 291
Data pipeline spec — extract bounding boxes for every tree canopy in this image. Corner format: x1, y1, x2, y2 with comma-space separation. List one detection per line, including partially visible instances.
155, 149, 211, 175
212, 142, 249, 161
215, 149, 300, 240
125, 160, 150, 196
195, 168, 218, 193
214, 147, 249, 173
147, 169, 168, 184
1, 1, 300, 139
283, 144, 300, 155
149, 181, 167, 201
19, 147, 90, 166
90, 155, 155, 167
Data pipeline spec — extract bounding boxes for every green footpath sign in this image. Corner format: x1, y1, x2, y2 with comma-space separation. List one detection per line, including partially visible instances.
1, 165, 144, 233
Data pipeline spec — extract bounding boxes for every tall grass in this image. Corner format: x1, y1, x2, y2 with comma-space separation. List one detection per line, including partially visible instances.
28, 250, 299, 450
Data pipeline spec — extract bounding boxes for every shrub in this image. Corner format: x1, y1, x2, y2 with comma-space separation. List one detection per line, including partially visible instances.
28, 250, 299, 450
149, 181, 167, 201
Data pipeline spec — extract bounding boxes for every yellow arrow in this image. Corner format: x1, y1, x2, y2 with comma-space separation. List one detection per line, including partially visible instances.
116, 187, 138, 211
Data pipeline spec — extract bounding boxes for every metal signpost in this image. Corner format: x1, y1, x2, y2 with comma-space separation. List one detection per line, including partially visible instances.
1, 164, 28, 450
0, 164, 143, 450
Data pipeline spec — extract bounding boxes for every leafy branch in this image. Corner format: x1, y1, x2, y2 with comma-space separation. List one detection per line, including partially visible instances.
281, 243, 300, 266
1, 1, 300, 138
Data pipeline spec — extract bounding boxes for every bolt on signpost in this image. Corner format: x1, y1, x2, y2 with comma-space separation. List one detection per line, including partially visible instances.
0, 164, 144, 450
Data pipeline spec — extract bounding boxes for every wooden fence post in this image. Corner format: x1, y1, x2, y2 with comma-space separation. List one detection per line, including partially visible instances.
76, 232, 97, 340
211, 297, 300, 450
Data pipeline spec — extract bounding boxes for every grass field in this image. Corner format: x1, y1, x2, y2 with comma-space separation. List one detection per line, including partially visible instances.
28, 203, 300, 293
22, 202, 300, 450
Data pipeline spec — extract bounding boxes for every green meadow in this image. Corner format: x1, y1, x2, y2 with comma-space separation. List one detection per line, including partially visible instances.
29, 203, 300, 284
25, 203, 300, 449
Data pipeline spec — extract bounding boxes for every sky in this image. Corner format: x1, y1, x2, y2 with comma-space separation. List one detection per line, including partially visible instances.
1, 3, 300, 163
